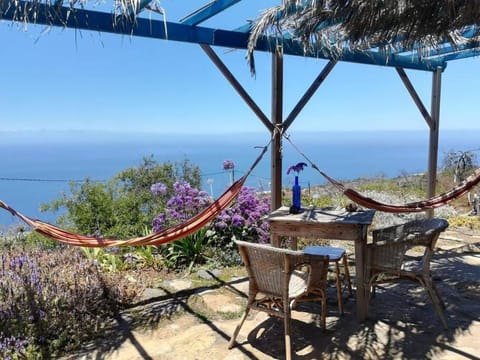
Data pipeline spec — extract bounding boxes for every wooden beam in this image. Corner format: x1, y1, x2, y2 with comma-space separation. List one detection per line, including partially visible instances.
283, 60, 337, 131
200, 44, 273, 132
271, 46, 283, 211
396, 67, 433, 128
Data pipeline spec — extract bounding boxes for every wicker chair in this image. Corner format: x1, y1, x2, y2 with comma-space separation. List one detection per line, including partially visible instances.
229, 240, 330, 360
366, 218, 449, 328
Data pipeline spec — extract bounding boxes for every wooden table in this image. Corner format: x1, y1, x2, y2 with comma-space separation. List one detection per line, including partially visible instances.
267, 206, 376, 322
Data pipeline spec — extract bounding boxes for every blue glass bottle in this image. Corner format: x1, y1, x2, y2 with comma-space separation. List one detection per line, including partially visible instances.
292, 176, 301, 210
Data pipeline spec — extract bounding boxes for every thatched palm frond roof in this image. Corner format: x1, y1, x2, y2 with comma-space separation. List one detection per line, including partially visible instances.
0, 0, 165, 25
248, 1, 480, 73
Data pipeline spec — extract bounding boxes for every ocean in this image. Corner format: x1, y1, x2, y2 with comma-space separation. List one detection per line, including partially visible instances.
1, 129, 479, 226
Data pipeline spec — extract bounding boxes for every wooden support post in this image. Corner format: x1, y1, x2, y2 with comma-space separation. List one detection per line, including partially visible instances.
397, 66, 442, 218
427, 67, 442, 218
271, 46, 283, 211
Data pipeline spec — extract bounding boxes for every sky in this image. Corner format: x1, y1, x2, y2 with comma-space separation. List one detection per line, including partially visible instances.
1, 0, 480, 136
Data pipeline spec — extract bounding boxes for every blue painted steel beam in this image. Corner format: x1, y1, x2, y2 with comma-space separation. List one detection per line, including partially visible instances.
0, 1, 445, 71
273, 37, 446, 71
425, 46, 480, 62
353, 26, 480, 62
180, 0, 241, 26
419, 29, 480, 61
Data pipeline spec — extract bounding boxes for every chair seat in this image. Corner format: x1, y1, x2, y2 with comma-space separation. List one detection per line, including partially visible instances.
304, 246, 346, 261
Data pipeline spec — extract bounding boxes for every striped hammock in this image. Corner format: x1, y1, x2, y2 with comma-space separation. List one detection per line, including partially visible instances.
313, 164, 480, 213
0, 145, 268, 247
283, 133, 480, 213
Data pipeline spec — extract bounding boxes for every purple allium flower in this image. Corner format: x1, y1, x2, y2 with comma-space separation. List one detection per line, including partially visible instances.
223, 160, 235, 170
152, 180, 212, 232
211, 186, 270, 244
215, 221, 228, 229
152, 213, 166, 232
286, 162, 308, 175
150, 182, 167, 195
231, 214, 244, 227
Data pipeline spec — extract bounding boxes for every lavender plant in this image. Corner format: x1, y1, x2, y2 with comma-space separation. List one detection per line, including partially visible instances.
0, 247, 142, 358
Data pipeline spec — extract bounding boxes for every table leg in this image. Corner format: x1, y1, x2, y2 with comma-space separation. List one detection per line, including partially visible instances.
354, 231, 368, 322
290, 237, 297, 251
271, 233, 281, 248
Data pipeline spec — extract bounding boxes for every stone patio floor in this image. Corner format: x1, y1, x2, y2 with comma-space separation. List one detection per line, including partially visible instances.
64, 228, 480, 360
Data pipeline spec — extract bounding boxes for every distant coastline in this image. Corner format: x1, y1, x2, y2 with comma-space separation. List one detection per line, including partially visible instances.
1, 128, 479, 226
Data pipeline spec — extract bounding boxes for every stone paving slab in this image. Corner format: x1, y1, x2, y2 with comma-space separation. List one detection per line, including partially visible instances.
63, 233, 480, 360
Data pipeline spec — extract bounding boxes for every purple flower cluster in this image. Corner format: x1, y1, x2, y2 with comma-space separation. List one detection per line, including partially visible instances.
152, 180, 212, 232
150, 182, 167, 195
223, 160, 235, 170
286, 162, 308, 175
1, 246, 144, 357
0, 334, 28, 359
212, 186, 271, 244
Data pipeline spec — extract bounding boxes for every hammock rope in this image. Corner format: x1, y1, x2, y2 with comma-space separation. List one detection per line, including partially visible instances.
0, 144, 269, 247
283, 134, 480, 213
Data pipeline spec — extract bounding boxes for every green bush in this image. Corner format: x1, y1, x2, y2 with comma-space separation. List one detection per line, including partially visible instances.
41, 157, 201, 239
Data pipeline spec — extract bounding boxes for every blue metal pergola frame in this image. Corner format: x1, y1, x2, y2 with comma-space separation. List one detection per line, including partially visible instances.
1, 0, 466, 71
1, 0, 478, 210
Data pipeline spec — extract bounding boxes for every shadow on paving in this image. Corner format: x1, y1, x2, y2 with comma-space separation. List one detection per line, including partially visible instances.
67, 245, 480, 360
235, 245, 480, 360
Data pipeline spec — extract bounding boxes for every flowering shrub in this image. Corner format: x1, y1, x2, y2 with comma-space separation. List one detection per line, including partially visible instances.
152, 180, 211, 232
150, 182, 167, 195
151, 179, 271, 268
211, 186, 271, 244
0, 247, 141, 358
151, 180, 212, 270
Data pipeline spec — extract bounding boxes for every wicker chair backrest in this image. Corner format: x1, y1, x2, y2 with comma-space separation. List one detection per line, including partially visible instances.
370, 218, 449, 272
235, 240, 329, 298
